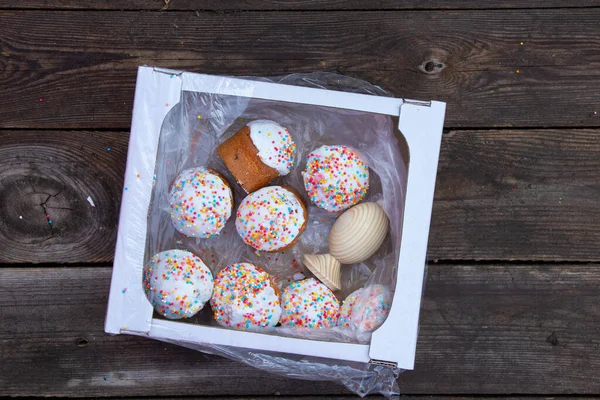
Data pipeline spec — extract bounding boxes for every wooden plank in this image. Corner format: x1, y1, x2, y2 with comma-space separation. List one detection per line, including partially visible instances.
1, 264, 599, 396
2, 0, 600, 10
1, 128, 599, 264
430, 128, 600, 261
0, 130, 127, 263
1, 10, 600, 129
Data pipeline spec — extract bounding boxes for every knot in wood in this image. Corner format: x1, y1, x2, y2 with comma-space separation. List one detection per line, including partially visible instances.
420, 59, 446, 75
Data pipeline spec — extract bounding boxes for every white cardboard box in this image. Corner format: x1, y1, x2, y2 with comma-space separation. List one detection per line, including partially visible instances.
105, 66, 446, 370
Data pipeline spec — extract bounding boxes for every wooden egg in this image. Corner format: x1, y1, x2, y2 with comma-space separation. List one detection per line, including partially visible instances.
303, 253, 341, 291
329, 202, 389, 264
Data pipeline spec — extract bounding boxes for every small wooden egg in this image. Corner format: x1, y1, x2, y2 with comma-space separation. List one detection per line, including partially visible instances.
303, 253, 341, 291
329, 202, 389, 264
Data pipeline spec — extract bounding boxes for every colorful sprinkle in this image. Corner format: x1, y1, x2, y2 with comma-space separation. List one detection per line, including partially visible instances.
235, 186, 306, 252
339, 284, 392, 332
169, 167, 233, 238
248, 120, 297, 175
280, 278, 339, 328
210, 263, 281, 330
302, 145, 369, 212
142, 249, 213, 320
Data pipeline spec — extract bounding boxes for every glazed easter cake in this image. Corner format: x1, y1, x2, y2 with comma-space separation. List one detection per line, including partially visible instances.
217, 120, 297, 193
169, 167, 233, 238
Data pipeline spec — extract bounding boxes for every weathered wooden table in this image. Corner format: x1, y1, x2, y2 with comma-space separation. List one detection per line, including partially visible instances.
1, 1, 599, 398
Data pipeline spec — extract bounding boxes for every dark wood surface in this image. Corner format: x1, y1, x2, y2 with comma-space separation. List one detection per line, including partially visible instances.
2, 9, 600, 129
1, 1, 599, 398
2, 264, 599, 396
0, 130, 126, 263
3, 0, 600, 10
2, 128, 599, 263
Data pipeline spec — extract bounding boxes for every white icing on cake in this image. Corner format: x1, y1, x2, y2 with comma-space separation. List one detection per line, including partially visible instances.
248, 120, 296, 175
302, 145, 369, 212
280, 278, 340, 328
235, 186, 306, 252
211, 263, 282, 330
143, 249, 214, 320
169, 167, 233, 238
339, 284, 392, 332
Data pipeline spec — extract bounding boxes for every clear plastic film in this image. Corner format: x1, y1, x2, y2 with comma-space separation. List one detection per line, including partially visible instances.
142, 72, 407, 397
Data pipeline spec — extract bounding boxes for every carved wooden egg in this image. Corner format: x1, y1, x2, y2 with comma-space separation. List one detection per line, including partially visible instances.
329, 202, 389, 264
303, 253, 341, 291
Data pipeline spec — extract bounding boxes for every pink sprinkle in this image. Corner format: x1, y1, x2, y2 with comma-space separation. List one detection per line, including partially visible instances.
39, 98, 43, 102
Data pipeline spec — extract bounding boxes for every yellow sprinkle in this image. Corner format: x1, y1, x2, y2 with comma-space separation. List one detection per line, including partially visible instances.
520, 41, 524, 46
197, 115, 202, 119
516, 69, 520, 74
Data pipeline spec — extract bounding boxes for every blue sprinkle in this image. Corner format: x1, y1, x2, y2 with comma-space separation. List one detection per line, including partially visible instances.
106, 147, 111, 151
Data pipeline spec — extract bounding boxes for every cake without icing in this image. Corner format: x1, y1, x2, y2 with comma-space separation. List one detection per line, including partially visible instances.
169, 167, 233, 238
302, 145, 369, 212
211, 263, 282, 330
235, 185, 307, 252
143, 249, 214, 320
217, 120, 297, 193
280, 278, 340, 328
